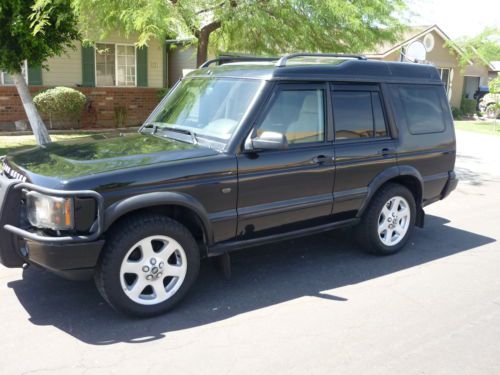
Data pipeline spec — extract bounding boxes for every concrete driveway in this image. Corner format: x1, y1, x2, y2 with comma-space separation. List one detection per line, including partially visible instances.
1, 130, 499, 375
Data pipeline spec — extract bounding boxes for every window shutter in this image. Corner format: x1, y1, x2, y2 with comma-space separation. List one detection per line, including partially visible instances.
27, 65, 43, 85
81, 44, 95, 87
137, 46, 148, 87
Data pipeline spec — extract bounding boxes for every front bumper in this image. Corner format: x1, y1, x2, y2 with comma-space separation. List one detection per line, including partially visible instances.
24, 240, 104, 280
0, 171, 104, 279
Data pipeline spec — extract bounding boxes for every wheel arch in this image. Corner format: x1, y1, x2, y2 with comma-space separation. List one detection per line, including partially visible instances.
357, 165, 425, 226
104, 192, 213, 247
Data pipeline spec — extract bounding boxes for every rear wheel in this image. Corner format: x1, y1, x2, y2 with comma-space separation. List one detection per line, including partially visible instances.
358, 183, 416, 255
95, 214, 200, 317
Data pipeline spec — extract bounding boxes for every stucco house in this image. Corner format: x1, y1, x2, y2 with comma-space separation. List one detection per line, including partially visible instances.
0, 32, 199, 131
365, 25, 494, 109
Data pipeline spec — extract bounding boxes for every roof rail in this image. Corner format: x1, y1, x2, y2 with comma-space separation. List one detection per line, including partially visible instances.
199, 56, 278, 68
275, 53, 367, 67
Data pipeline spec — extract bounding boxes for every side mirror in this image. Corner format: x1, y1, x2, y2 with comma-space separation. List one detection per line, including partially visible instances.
245, 131, 288, 151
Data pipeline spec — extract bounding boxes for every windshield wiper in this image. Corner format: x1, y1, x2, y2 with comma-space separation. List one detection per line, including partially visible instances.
144, 123, 198, 144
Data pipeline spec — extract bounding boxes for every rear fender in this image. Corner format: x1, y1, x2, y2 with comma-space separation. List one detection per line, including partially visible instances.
357, 165, 425, 227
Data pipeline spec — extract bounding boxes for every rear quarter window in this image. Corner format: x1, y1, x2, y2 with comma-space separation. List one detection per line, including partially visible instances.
398, 85, 447, 134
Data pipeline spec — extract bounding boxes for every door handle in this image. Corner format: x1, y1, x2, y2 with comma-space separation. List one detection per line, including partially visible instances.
312, 155, 330, 164
379, 148, 396, 157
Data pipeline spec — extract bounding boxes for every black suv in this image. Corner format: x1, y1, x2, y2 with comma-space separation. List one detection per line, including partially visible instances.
0, 53, 457, 317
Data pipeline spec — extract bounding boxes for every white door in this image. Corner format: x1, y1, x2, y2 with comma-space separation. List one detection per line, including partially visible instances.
463, 76, 480, 99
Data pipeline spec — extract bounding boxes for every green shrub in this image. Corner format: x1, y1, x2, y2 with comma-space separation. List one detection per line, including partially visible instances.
451, 106, 463, 120
34, 87, 86, 128
460, 97, 477, 116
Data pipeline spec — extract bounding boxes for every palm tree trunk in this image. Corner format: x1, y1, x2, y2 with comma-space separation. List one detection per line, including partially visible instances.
12, 72, 51, 145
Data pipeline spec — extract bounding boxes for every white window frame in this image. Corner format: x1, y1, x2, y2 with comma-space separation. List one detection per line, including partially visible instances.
0, 61, 28, 85
437, 68, 451, 93
95, 43, 137, 87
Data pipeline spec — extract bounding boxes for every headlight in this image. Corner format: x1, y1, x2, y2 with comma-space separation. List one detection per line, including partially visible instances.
26, 191, 74, 230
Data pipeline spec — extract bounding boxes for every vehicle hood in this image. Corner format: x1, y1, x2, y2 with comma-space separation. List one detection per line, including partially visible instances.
4, 132, 219, 181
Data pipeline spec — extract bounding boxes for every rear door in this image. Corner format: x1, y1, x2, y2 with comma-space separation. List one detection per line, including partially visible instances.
236, 82, 335, 239
331, 83, 398, 216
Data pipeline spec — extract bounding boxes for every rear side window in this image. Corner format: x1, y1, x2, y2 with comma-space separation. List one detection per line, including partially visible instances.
332, 90, 388, 140
398, 86, 446, 134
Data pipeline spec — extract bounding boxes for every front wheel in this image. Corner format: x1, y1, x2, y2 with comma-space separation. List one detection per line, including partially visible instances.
357, 183, 416, 255
95, 214, 200, 317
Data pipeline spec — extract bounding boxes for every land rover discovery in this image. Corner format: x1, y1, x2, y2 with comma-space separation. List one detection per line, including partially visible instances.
0, 53, 458, 317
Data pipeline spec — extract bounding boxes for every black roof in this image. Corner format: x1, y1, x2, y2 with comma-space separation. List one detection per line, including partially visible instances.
188, 58, 442, 84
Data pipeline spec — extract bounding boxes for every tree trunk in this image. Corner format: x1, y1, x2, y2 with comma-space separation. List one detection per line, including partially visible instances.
196, 21, 222, 67
197, 30, 210, 67
13, 72, 51, 145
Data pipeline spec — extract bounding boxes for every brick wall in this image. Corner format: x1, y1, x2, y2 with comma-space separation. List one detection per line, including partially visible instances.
0, 86, 162, 132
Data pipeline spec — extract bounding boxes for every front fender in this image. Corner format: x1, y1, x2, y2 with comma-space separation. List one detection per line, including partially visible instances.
104, 192, 213, 244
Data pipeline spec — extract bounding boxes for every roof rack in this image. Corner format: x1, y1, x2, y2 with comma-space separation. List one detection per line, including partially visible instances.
199, 56, 278, 68
275, 53, 367, 67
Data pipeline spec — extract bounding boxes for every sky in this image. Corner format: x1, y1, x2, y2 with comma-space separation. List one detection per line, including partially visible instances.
407, 0, 500, 39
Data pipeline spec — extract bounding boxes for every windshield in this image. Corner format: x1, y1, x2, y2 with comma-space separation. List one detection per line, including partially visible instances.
151, 78, 264, 144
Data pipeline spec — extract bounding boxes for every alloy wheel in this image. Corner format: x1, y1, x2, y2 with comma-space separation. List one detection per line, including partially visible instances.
377, 196, 411, 246
119, 235, 187, 305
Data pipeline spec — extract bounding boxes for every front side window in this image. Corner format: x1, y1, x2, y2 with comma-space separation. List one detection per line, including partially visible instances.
0, 61, 28, 85
398, 85, 446, 134
152, 78, 263, 143
333, 90, 388, 140
96, 43, 136, 87
258, 89, 325, 144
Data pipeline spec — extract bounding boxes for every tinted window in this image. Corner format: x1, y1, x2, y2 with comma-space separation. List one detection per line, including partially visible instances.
333, 91, 387, 140
398, 86, 446, 134
258, 89, 325, 144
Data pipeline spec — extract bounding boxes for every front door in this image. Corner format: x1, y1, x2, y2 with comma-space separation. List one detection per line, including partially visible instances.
236, 83, 335, 239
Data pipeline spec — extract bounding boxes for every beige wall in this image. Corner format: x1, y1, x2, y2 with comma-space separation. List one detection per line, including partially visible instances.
42, 31, 164, 88
43, 42, 82, 87
147, 40, 164, 88
375, 30, 490, 108
383, 49, 401, 62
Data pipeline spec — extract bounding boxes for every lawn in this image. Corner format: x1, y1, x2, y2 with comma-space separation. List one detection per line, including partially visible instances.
454, 120, 500, 136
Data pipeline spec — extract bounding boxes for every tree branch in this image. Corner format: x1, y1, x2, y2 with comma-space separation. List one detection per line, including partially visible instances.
201, 20, 222, 34
196, 2, 225, 15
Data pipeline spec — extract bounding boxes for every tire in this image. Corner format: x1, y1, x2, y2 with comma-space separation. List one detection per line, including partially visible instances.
95, 213, 200, 317
357, 183, 416, 255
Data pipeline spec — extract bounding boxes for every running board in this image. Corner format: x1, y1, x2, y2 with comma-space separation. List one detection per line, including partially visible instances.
208, 218, 359, 256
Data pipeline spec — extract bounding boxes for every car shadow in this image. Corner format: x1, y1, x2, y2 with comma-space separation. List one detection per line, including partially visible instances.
7, 214, 496, 345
